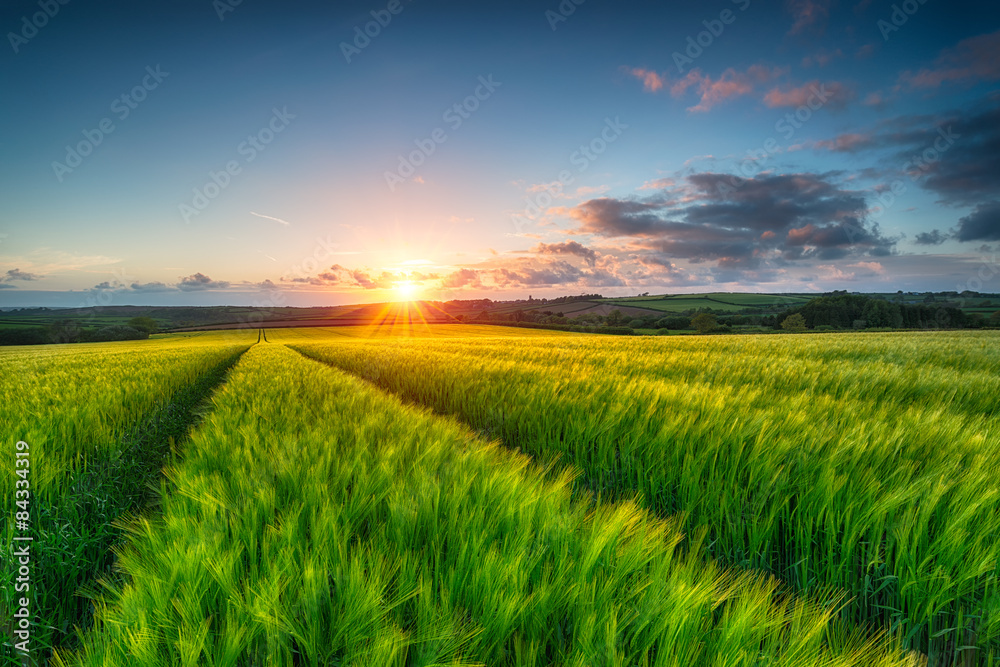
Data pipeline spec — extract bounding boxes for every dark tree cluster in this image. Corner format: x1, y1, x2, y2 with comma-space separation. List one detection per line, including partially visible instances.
787, 294, 977, 330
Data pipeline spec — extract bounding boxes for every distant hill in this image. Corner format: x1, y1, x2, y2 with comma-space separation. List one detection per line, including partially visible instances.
0, 291, 996, 341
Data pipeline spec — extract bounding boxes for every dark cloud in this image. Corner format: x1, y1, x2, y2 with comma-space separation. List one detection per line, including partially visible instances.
566, 172, 895, 270
0, 283, 16, 289
568, 199, 673, 237
4, 268, 41, 281
177, 273, 231, 291
531, 241, 597, 265
917, 105, 1000, 205
686, 173, 871, 234
954, 202, 1000, 242
803, 96, 1000, 207
898, 30, 1000, 90
914, 229, 948, 246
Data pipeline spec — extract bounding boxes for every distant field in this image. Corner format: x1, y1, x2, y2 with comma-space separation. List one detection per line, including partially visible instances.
599, 293, 814, 313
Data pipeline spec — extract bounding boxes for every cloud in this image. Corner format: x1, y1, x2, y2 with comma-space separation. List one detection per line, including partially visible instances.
130, 281, 174, 292
563, 171, 896, 270
531, 241, 598, 265
287, 264, 425, 290
916, 105, 1000, 206
3, 268, 41, 282
350, 268, 395, 290
444, 259, 627, 290
801, 48, 843, 67
567, 198, 675, 237
786, 0, 832, 35
802, 95, 1000, 207
626, 64, 786, 112
855, 43, 877, 59
800, 132, 876, 153
954, 202, 1000, 242
250, 211, 291, 226
625, 67, 664, 92
177, 273, 231, 291
639, 177, 677, 190
441, 268, 483, 289
0, 250, 118, 275
762, 81, 855, 109
862, 90, 887, 108
899, 30, 1000, 90
678, 65, 784, 112
914, 229, 948, 246
0, 283, 16, 289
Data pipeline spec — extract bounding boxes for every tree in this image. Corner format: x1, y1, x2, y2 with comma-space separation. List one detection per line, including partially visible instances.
91, 325, 149, 342
781, 313, 807, 332
991, 310, 1000, 326
128, 316, 159, 334
47, 319, 82, 344
691, 313, 717, 334
606, 309, 626, 326
656, 316, 691, 330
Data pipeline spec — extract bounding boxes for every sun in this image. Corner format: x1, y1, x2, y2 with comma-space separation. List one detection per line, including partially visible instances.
394, 280, 419, 301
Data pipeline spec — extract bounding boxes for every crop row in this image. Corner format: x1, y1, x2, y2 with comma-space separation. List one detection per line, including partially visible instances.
288, 331, 1000, 664
1, 333, 253, 658
63, 344, 917, 666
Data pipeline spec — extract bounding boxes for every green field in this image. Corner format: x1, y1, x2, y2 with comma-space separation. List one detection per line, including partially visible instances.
3, 325, 997, 665
596, 293, 816, 313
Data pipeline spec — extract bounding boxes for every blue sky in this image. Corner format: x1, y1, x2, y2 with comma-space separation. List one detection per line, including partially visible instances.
1, 0, 999, 306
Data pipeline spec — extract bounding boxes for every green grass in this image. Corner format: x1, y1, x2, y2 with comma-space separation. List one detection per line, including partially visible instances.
60, 344, 917, 666
292, 329, 1000, 664
6, 325, 996, 665
1, 333, 254, 660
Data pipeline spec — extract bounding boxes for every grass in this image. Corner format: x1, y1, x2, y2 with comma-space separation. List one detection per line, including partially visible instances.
60, 344, 918, 666
291, 329, 1000, 665
1, 333, 253, 660
5, 326, 996, 665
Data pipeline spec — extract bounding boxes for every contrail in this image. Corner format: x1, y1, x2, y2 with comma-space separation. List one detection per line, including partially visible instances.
250, 211, 291, 226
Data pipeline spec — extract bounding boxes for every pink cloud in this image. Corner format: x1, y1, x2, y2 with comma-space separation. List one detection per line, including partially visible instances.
801, 48, 843, 67
862, 90, 887, 108
762, 80, 855, 109
626, 67, 665, 93
679, 65, 785, 113
786, 0, 832, 35
807, 132, 875, 152
900, 30, 1000, 89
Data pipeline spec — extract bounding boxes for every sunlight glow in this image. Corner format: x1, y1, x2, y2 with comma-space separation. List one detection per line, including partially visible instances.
395, 280, 419, 301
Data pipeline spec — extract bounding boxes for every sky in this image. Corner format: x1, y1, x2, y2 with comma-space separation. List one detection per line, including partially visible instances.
1, 0, 999, 307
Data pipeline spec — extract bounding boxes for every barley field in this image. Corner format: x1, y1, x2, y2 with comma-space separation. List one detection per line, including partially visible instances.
3, 326, 997, 666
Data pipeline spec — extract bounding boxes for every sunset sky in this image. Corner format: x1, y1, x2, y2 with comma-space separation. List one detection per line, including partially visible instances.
1, 0, 998, 307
